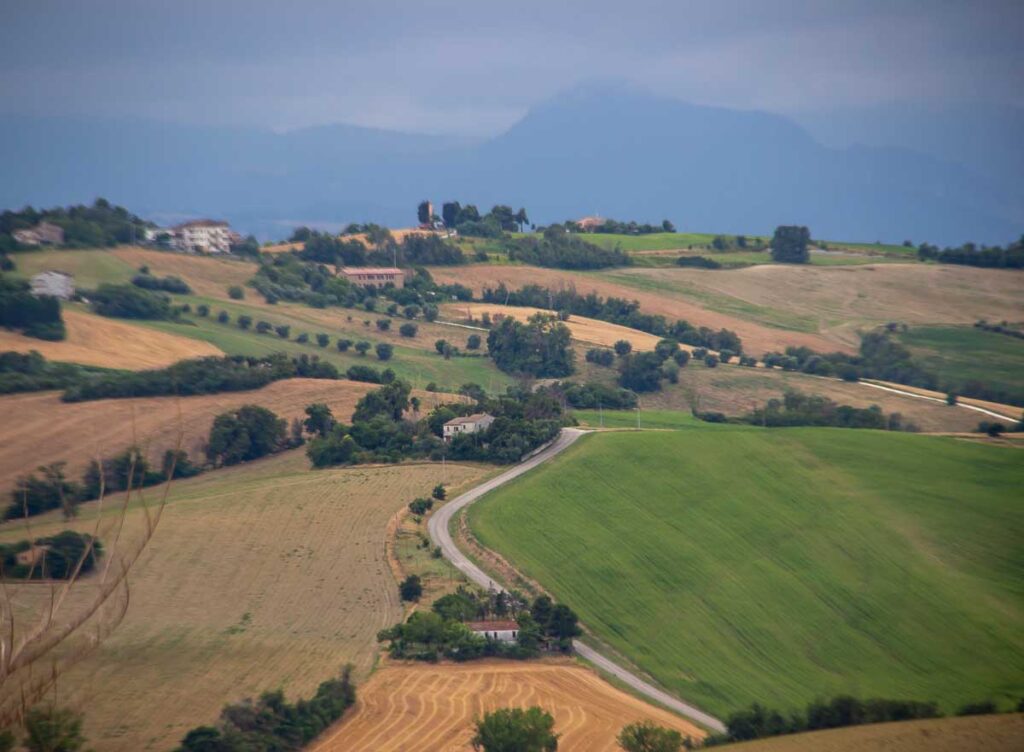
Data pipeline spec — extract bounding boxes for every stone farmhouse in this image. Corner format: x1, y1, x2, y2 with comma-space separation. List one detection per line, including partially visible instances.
340, 267, 406, 288
443, 413, 495, 441
13, 222, 65, 246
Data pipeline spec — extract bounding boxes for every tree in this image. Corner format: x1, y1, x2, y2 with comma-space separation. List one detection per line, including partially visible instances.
375, 343, 394, 361
303, 403, 336, 437
206, 405, 286, 466
435, 339, 449, 354
236, 314, 252, 329
275, 324, 290, 338
227, 285, 244, 300
399, 322, 418, 338
467, 334, 482, 350
417, 201, 432, 225
432, 483, 446, 500
617, 721, 684, 752
23, 706, 87, 752
376, 318, 391, 332
619, 352, 664, 392
487, 314, 574, 378
337, 338, 352, 352
614, 340, 632, 357
442, 201, 461, 228
354, 341, 371, 356
661, 219, 676, 233
400, 574, 423, 601
472, 707, 559, 752
352, 380, 411, 422
770, 225, 810, 264
316, 333, 330, 347
946, 392, 958, 406
216, 310, 230, 324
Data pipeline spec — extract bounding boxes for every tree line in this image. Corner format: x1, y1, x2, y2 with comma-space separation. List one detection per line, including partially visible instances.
0, 530, 101, 580
746, 390, 919, 431
917, 235, 1024, 269
0, 276, 66, 341
0, 197, 152, 253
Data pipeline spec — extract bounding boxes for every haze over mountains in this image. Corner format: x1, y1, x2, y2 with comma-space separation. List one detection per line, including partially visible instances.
2, 84, 1021, 245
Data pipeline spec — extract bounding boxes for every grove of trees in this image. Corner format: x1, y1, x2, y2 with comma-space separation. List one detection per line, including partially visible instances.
770, 225, 810, 264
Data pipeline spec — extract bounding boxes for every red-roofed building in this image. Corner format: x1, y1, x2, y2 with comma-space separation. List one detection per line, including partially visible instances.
340, 267, 406, 288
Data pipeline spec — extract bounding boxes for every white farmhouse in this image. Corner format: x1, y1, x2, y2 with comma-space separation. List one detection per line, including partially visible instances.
30, 271, 74, 300
171, 219, 232, 254
443, 413, 495, 442
466, 619, 519, 643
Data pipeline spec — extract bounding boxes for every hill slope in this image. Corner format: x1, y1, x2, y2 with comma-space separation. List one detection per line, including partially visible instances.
468, 429, 1024, 717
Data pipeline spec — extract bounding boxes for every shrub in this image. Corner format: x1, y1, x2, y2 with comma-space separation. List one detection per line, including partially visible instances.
196, 304, 210, 317
227, 285, 244, 300
704, 355, 719, 368
90, 283, 175, 320
206, 405, 286, 466
399, 322, 418, 338
403, 305, 420, 319
673, 350, 690, 367
316, 332, 330, 347
376, 318, 391, 331
432, 483, 446, 500
296, 332, 309, 344
274, 324, 290, 338
255, 320, 272, 334
472, 707, 559, 752
354, 341, 371, 356
585, 348, 615, 367
614, 339, 632, 356
408, 497, 434, 515
618, 720, 685, 752
399, 574, 423, 601
466, 334, 481, 350
236, 314, 252, 329
337, 338, 352, 352
216, 310, 230, 324
375, 343, 394, 361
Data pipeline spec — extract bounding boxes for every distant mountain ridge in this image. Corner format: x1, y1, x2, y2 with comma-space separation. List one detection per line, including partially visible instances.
1, 86, 1020, 245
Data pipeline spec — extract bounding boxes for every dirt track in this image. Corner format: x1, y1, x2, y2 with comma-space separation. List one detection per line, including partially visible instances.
312, 660, 706, 751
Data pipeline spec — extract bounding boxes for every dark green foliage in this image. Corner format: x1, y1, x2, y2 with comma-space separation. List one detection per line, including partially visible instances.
255, 320, 272, 334
315, 332, 329, 347
275, 324, 290, 338
577, 217, 667, 235
617, 720, 685, 752
0, 350, 108, 395
175, 666, 356, 752
196, 304, 210, 317
376, 317, 391, 331
217, 310, 230, 324
345, 363, 387, 383
336, 338, 352, 352
353, 380, 411, 422
206, 405, 286, 466
957, 700, 997, 716
673, 350, 690, 367
227, 285, 244, 300
62, 353, 338, 401
482, 283, 742, 354
747, 391, 916, 431
89, 283, 175, 319
704, 354, 719, 368
408, 497, 434, 515
1, 198, 151, 249
618, 352, 666, 392
432, 483, 446, 501
466, 334, 482, 350
486, 314, 574, 377
306, 429, 358, 467
675, 255, 722, 269
132, 273, 191, 294
0, 531, 102, 580
770, 225, 810, 263
295, 332, 309, 344
560, 381, 638, 409
22, 705, 88, 752
399, 574, 423, 601
403, 305, 420, 320
507, 227, 629, 269
471, 706, 559, 752
375, 342, 393, 361
0, 276, 66, 340
236, 314, 252, 329
399, 322, 418, 338
354, 340, 370, 355
230, 234, 261, 257
163, 449, 200, 479
614, 339, 632, 356
585, 348, 615, 367
917, 236, 1024, 269
6, 462, 82, 520
303, 403, 335, 437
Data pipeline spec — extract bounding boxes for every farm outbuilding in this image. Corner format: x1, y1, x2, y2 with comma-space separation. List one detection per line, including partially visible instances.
466, 620, 519, 642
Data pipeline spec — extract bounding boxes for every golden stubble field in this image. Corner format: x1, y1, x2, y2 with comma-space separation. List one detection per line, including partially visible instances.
0, 379, 459, 494
0, 308, 222, 369
311, 659, 706, 752
0, 452, 492, 751
431, 263, 1023, 356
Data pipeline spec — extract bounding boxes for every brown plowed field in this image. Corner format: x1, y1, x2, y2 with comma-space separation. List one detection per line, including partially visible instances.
0, 308, 222, 369
442, 302, 662, 351
0, 378, 457, 492
431, 264, 1023, 356
711, 713, 1024, 752
0, 452, 492, 752
312, 660, 705, 751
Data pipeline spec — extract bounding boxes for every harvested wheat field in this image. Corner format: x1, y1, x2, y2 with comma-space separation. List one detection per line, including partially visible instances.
111, 246, 257, 301
0, 452, 492, 751
312, 659, 705, 752
0, 379, 457, 493
0, 308, 221, 369
432, 263, 1024, 355
442, 302, 662, 352
712, 713, 1024, 752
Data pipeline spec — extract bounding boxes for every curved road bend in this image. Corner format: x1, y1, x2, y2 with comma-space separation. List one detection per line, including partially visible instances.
427, 427, 727, 734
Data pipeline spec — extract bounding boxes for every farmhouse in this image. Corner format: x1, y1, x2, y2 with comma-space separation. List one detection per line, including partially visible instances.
30, 270, 75, 300
466, 619, 519, 643
574, 215, 604, 232
171, 219, 233, 254
443, 413, 495, 441
340, 267, 406, 289
13, 221, 65, 246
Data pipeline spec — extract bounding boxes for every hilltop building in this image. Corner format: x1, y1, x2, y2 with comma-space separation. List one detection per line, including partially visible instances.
340, 267, 406, 288
13, 222, 65, 246
30, 270, 74, 300
574, 215, 604, 232
443, 413, 495, 441
466, 620, 519, 642
170, 219, 233, 254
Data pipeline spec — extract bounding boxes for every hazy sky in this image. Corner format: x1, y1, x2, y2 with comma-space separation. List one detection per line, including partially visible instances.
1, 0, 1021, 135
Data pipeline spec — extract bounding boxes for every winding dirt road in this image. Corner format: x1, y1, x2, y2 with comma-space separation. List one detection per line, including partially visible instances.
426, 427, 727, 733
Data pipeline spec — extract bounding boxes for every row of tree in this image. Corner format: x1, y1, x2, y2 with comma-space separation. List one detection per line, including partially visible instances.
746, 391, 919, 431
0, 531, 101, 580
0, 198, 152, 252
917, 235, 1024, 269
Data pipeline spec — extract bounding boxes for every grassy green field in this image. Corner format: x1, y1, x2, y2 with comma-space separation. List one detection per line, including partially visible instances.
11, 247, 136, 287
897, 325, 1024, 406
469, 428, 1024, 718
572, 408, 711, 430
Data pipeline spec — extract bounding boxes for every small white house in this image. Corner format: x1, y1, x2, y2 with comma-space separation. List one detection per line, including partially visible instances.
466, 620, 519, 643
30, 271, 74, 300
443, 413, 495, 441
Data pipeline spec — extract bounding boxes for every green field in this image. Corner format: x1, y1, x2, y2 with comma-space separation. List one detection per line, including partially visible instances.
897, 325, 1024, 406
11, 248, 135, 288
469, 428, 1024, 717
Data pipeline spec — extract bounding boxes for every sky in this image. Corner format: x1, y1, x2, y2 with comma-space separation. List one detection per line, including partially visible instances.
1, 0, 1022, 136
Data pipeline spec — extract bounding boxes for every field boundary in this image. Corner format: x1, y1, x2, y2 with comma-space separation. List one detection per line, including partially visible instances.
426, 428, 727, 733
